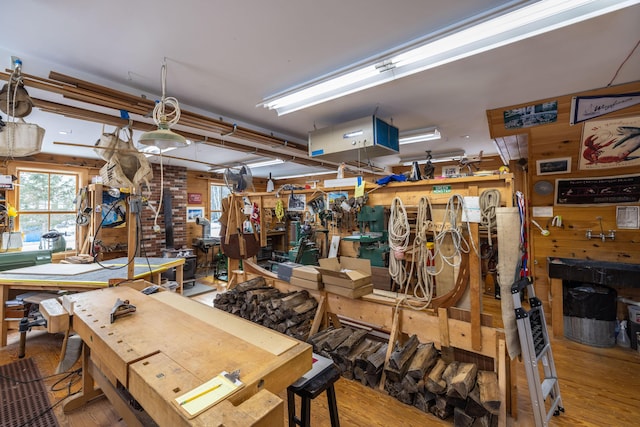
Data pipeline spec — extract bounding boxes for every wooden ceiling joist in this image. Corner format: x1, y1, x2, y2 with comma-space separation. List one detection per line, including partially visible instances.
1, 70, 388, 174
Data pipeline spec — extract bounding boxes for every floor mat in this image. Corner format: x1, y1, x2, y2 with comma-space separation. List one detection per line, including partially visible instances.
0, 357, 59, 427
182, 282, 217, 297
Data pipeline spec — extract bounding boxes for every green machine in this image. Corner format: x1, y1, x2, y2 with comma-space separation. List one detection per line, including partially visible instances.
288, 221, 319, 265
343, 205, 389, 267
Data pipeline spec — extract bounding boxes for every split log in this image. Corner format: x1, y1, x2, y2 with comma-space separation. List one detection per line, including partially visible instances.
234, 276, 267, 292
335, 337, 377, 380
442, 360, 460, 387
454, 406, 474, 427
335, 328, 368, 356
413, 390, 436, 413
446, 393, 467, 409
407, 342, 438, 380
396, 376, 418, 405
430, 395, 454, 419
477, 371, 501, 415
365, 343, 388, 387
386, 334, 419, 382
465, 385, 488, 418
448, 362, 478, 399
426, 359, 448, 394
321, 327, 353, 352
471, 413, 498, 427
308, 327, 336, 349
213, 279, 318, 341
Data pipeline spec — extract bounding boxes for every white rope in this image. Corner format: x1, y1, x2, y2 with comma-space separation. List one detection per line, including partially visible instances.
153, 63, 181, 128
432, 194, 477, 273
388, 197, 410, 289
480, 189, 501, 246
402, 196, 436, 310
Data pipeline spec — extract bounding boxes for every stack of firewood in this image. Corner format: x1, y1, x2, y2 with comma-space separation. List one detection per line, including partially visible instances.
309, 326, 389, 387
308, 327, 500, 426
213, 277, 318, 340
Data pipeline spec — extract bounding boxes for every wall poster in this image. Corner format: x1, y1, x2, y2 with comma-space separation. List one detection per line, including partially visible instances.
503, 100, 558, 129
579, 116, 640, 170
555, 174, 640, 206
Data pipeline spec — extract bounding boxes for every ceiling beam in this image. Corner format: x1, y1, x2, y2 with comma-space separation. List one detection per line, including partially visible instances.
1, 70, 388, 175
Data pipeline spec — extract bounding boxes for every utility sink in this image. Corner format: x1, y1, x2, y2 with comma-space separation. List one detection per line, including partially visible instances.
547, 257, 640, 287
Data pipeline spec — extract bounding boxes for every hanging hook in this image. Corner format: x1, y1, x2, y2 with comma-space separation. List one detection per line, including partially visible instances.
221, 123, 237, 138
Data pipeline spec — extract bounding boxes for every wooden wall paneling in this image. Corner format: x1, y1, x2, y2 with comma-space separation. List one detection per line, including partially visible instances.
486, 80, 640, 331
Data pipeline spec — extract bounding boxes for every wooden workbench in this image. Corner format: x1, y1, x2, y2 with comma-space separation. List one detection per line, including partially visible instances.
0, 257, 184, 347
64, 286, 312, 426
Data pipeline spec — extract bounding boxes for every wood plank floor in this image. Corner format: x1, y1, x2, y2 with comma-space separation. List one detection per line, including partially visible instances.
1, 282, 638, 426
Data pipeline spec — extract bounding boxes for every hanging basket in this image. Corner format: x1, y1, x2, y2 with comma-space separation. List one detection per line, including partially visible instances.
0, 119, 45, 157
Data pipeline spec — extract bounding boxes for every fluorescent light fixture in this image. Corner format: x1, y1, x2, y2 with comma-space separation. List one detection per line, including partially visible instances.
401, 149, 465, 166
209, 158, 284, 173
399, 127, 441, 145
492, 139, 510, 165
246, 158, 285, 168
260, 0, 639, 115
274, 170, 336, 180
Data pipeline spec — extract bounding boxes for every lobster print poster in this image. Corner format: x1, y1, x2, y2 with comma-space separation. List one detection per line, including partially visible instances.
579, 116, 640, 170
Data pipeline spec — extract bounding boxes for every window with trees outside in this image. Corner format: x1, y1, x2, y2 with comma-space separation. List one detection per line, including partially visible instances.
210, 184, 230, 237
17, 170, 79, 251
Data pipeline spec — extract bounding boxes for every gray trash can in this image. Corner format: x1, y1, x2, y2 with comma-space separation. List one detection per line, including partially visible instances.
563, 283, 617, 347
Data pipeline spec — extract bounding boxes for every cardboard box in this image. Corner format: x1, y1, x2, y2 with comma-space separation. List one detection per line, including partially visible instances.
316, 257, 372, 289
290, 276, 323, 290
324, 283, 373, 299
292, 266, 321, 283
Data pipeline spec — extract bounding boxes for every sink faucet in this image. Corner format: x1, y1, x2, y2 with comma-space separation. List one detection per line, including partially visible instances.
586, 216, 616, 241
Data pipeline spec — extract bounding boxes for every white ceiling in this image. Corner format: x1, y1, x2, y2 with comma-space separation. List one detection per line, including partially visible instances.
1, 1, 639, 178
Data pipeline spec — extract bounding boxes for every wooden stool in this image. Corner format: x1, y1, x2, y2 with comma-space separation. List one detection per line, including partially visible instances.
287, 363, 341, 427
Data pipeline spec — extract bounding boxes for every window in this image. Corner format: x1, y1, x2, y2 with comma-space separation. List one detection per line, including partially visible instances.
17, 170, 79, 251
209, 184, 231, 237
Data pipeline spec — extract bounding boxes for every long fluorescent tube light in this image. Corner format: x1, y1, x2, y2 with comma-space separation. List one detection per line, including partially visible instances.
399, 127, 441, 145
274, 170, 336, 180
260, 0, 639, 115
401, 149, 465, 166
246, 159, 285, 168
209, 158, 284, 173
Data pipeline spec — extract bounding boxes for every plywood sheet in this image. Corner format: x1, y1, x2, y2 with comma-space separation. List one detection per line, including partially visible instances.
5, 263, 104, 276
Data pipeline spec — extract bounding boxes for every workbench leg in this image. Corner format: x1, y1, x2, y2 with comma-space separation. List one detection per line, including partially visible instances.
176, 263, 184, 294
63, 343, 103, 413
1, 285, 8, 347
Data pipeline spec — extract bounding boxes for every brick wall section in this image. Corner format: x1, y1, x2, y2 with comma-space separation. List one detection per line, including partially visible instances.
140, 163, 188, 256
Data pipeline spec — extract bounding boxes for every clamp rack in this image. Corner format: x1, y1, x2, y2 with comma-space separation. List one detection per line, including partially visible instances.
512, 276, 564, 427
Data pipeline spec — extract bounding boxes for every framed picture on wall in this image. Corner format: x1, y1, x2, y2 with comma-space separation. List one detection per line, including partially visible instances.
186, 207, 205, 222
536, 157, 571, 175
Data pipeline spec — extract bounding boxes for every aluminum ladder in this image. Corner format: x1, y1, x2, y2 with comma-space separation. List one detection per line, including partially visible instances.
512, 276, 564, 427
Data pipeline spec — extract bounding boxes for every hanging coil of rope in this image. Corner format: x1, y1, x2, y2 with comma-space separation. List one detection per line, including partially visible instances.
432, 194, 477, 272
404, 196, 436, 309
388, 197, 410, 289
479, 188, 501, 247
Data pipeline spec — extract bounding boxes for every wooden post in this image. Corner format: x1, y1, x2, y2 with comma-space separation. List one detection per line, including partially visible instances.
468, 185, 482, 352
126, 190, 136, 280
379, 307, 400, 392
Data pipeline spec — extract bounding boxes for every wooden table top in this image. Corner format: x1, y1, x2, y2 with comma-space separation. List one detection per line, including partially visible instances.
70, 286, 311, 426
0, 257, 184, 286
